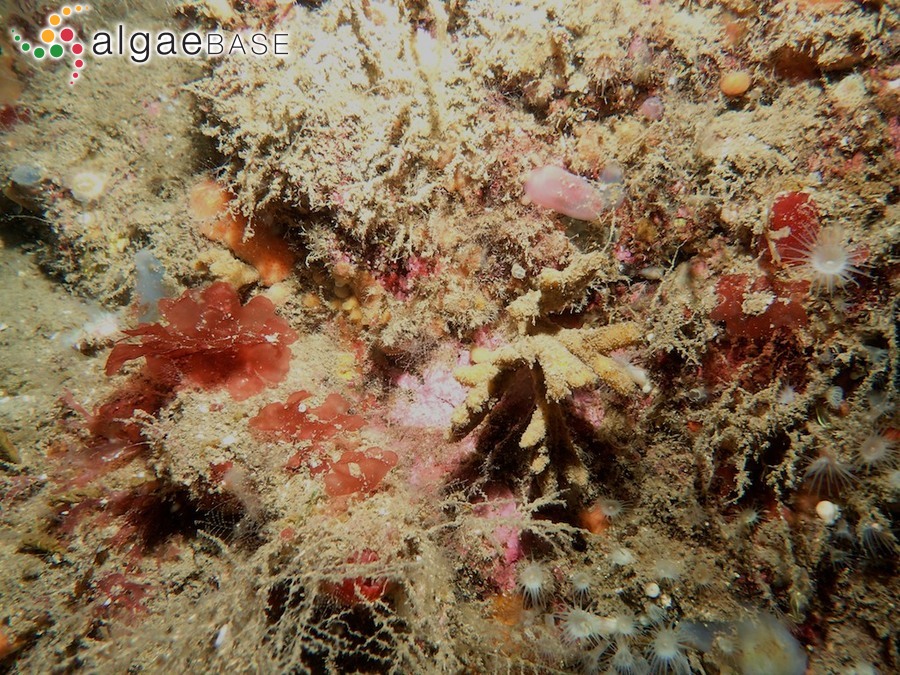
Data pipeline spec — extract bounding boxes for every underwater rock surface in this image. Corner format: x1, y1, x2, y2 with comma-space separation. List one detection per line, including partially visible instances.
0, 0, 897, 673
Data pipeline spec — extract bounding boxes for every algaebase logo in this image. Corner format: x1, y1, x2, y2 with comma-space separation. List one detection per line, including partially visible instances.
9, 5, 89, 86
8, 5, 287, 87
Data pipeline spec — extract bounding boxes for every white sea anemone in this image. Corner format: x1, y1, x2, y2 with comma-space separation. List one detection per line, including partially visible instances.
799, 225, 863, 294
517, 561, 553, 607
611, 642, 647, 674
736, 507, 761, 530
596, 496, 627, 521
647, 624, 691, 675
652, 557, 683, 584
569, 570, 592, 605
610, 547, 635, 567
859, 518, 897, 558
856, 431, 896, 470
887, 469, 900, 493
611, 613, 639, 639
557, 606, 610, 645
68, 169, 109, 203
777, 384, 798, 406
804, 452, 855, 495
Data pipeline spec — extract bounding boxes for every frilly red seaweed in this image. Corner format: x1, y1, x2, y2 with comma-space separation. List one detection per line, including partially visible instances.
106, 282, 298, 400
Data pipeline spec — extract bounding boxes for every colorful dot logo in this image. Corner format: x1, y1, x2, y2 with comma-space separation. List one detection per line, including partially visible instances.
9, 5, 90, 85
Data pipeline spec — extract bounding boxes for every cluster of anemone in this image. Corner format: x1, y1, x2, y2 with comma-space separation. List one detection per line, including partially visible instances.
565, 610, 697, 675
514, 560, 701, 674
802, 427, 898, 559
804, 430, 897, 492
558, 602, 684, 672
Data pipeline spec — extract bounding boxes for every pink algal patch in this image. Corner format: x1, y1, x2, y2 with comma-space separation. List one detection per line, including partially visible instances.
92, 572, 152, 621
472, 487, 524, 592
322, 549, 392, 605
568, 389, 606, 429
614, 243, 634, 264
251, 392, 365, 442
379, 256, 440, 299
888, 117, 900, 162
390, 362, 467, 429
406, 433, 474, 493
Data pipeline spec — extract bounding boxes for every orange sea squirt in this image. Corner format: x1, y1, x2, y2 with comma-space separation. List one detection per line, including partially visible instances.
190, 179, 296, 285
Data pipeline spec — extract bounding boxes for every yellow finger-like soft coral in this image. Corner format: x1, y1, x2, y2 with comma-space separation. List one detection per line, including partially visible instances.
448, 252, 646, 497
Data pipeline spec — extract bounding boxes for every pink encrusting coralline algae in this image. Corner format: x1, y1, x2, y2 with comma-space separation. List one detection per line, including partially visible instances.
524, 165, 624, 221
390, 361, 468, 429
